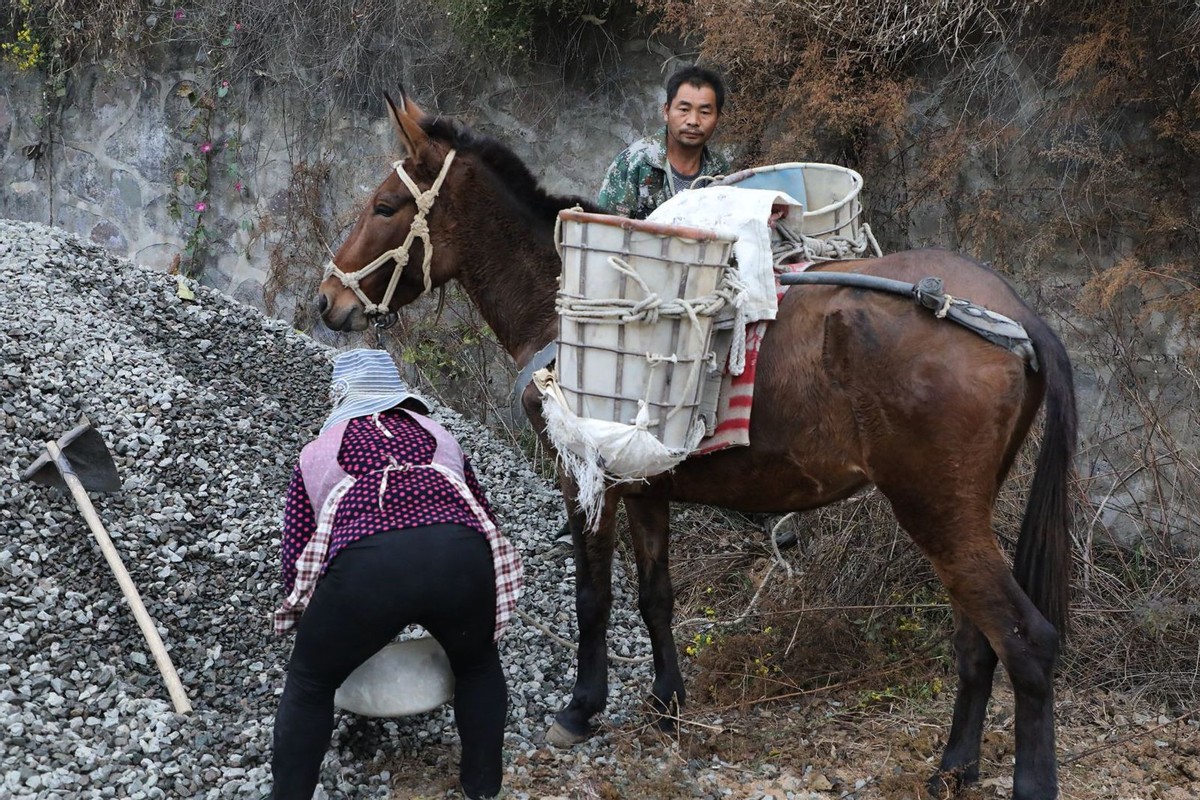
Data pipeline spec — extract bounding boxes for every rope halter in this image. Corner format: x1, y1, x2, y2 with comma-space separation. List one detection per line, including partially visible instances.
323, 149, 458, 318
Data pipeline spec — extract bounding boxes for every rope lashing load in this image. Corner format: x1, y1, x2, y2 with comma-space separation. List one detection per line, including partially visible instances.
542, 240, 746, 530
546, 210, 744, 529
555, 255, 740, 325
555, 255, 751, 410
771, 219, 883, 265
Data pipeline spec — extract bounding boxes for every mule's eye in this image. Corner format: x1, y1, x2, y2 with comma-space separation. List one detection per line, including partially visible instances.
373, 203, 396, 217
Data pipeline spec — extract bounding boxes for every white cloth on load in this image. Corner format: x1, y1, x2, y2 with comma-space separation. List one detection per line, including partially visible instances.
648, 186, 803, 324
534, 368, 706, 531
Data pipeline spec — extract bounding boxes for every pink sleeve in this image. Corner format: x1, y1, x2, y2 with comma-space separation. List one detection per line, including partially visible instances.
280, 464, 316, 593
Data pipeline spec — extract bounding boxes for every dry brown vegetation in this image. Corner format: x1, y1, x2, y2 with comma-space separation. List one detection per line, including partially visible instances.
644, 0, 1200, 276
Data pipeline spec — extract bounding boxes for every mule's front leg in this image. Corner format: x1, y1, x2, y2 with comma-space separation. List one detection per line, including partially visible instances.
547, 483, 618, 747
624, 492, 685, 728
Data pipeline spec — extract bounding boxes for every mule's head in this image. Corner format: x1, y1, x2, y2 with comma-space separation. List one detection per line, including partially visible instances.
318, 93, 462, 331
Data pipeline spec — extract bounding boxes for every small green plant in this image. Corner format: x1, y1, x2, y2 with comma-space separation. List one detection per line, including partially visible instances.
166, 81, 215, 277
442, 0, 634, 66
750, 649, 782, 679
857, 675, 945, 709
685, 630, 716, 658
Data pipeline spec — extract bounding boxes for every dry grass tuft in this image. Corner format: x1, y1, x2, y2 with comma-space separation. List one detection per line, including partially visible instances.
661, 494, 953, 715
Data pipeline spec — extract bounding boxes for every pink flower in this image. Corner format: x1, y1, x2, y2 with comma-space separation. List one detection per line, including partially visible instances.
235, 22, 243, 31
174, 9, 185, 21
195, 202, 207, 212
234, 181, 244, 193
221, 80, 230, 88
199, 141, 213, 154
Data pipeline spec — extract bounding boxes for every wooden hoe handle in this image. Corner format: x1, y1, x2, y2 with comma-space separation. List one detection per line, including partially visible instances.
45, 441, 193, 715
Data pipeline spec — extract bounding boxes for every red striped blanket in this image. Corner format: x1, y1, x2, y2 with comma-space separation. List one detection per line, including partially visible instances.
693, 261, 812, 456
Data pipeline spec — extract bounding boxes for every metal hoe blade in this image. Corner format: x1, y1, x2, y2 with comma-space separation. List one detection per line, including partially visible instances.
21, 415, 120, 493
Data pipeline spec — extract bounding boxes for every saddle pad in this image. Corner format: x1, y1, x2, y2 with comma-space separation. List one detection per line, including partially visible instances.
693, 261, 812, 456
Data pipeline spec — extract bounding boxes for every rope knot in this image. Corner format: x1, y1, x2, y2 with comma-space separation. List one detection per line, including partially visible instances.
936, 294, 955, 319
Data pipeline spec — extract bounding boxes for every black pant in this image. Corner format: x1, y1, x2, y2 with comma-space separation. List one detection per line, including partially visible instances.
272, 524, 506, 800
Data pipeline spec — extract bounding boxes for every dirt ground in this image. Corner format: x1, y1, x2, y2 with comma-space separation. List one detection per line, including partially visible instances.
381, 680, 1199, 799
377, 507, 1198, 800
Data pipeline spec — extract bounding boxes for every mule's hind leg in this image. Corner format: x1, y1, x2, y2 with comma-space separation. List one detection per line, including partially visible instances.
1003, 589, 1059, 800
902, 521, 1059, 800
548, 479, 619, 747
931, 609, 999, 795
962, 571, 1059, 800
623, 492, 685, 728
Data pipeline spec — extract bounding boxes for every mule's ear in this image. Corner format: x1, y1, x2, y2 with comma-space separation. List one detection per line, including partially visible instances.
384, 92, 429, 158
403, 96, 428, 121
387, 88, 426, 121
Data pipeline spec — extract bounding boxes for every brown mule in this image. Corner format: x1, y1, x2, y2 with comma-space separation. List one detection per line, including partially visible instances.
316, 93, 1076, 800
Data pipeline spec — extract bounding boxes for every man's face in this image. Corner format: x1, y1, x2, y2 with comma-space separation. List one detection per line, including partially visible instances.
662, 82, 720, 151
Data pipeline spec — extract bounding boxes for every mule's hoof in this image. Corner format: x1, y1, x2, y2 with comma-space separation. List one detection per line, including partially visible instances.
926, 768, 970, 799
545, 721, 590, 748
644, 693, 682, 732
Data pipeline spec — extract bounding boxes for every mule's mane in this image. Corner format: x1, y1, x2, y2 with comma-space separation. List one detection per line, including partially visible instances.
421, 117, 599, 219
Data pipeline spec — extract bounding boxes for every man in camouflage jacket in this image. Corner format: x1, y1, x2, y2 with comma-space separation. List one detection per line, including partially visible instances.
597, 65, 732, 220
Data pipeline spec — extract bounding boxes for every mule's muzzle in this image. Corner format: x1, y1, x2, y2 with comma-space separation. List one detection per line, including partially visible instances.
317, 290, 370, 332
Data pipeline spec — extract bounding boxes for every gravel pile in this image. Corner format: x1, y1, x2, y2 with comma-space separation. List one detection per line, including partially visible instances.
0, 220, 655, 799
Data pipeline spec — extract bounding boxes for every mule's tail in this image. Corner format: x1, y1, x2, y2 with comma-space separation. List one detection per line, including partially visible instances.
1013, 318, 1077, 637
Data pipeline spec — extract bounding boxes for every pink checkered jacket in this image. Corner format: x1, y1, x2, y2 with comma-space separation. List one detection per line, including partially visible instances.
273, 410, 523, 640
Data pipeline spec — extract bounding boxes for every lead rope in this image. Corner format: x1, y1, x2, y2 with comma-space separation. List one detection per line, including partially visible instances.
515, 608, 652, 665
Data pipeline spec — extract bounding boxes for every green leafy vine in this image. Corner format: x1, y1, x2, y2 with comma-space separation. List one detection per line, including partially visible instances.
166, 17, 247, 278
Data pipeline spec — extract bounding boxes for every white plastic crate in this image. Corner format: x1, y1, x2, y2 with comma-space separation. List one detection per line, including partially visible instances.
720, 162, 865, 241
555, 210, 736, 453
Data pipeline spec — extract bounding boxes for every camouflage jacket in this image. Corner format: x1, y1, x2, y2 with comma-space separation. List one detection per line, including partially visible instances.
596, 127, 732, 220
